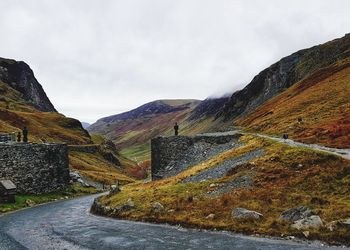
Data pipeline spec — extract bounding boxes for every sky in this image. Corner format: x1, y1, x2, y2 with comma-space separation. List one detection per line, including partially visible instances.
0, 0, 349, 123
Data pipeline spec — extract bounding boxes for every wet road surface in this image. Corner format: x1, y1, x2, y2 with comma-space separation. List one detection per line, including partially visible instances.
0, 194, 346, 250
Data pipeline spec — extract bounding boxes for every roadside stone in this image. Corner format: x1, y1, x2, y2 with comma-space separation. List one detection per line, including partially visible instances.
232, 208, 263, 220
302, 231, 310, 238
280, 206, 315, 222
25, 199, 35, 207
326, 218, 350, 231
115, 204, 133, 214
292, 215, 323, 230
206, 213, 215, 220
152, 202, 165, 213
127, 198, 135, 207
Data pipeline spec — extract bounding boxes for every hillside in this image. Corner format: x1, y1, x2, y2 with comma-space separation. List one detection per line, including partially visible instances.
88, 99, 202, 161
0, 57, 134, 184
94, 133, 350, 245
236, 58, 350, 148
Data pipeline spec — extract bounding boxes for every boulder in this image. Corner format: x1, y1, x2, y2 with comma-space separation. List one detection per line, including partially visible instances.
232, 208, 263, 220
326, 218, 350, 231
280, 206, 314, 222
151, 202, 165, 213
114, 204, 133, 214
127, 198, 135, 207
206, 213, 215, 220
109, 185, 120, 195
292, 215, 323, 230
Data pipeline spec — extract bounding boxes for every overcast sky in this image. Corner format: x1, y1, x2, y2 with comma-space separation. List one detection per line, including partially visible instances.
0, 0, 349, 123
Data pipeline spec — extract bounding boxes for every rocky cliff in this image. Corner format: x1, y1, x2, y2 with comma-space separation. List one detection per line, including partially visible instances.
217, 34, 350, 120
0, 57, 56, 112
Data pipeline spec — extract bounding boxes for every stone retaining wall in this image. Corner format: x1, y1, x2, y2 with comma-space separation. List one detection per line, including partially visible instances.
0, 142, 69, 194
151, 133, 242, 180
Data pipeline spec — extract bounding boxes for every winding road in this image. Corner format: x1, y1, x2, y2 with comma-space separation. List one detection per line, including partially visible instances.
0, 194, 346, 250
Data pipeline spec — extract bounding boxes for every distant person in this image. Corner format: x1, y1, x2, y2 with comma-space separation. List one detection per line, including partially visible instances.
283, 134, 288, 140
22, 127, 28, 142
17, 132, 21, 142
174, 122, 179, 136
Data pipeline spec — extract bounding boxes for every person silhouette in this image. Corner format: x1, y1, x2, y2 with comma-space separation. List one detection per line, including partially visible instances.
174, 122, 179, 136
23, 127, 28, 142
17, 132, 21, 142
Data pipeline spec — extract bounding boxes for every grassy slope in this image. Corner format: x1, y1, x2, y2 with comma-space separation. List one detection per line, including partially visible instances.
99, 135, 350, 245
236, 59, 350, 149
69, 151, 134, 185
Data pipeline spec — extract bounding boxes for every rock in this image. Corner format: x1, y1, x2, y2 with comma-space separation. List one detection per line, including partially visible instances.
206, 214, 215, 219
280, 206, 314, 222
25, 199, 35, 207
292, 215, 323, 230
109, 185, 120, 195
127, 198, 135, 207
326, 218, 350, 231
302, 231, 310, 238
209, 183, 217, 188
152, 202, 165, 213
114, 204, 133, 214
232, 208, 263, 220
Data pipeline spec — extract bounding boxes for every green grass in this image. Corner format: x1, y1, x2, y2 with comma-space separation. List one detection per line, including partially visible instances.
0, 183, 98, 214
120, 143, 151, 162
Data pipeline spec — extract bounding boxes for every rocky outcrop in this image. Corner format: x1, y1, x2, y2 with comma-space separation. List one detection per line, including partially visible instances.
280, 206, 315, 222
291, 215, 324, 230
215, 34, 350, 121
0, 142, 69, 194
0, 57, 56, 112
232, 208, 263, 220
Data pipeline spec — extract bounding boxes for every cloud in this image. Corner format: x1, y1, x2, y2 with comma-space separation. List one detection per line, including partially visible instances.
0, 0, 349, 123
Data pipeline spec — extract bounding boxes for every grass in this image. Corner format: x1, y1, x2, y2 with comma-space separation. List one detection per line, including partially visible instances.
69, 151, 135, 185
98, 135, 350, 245
0, 183, 97, 214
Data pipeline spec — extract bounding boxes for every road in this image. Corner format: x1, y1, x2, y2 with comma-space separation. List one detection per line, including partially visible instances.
203, 131, 350, 160
0, 194, 346, 250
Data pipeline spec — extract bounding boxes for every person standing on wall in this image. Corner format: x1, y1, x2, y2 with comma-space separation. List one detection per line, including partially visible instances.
22, 127, 28, 143
174, 122, 179, 136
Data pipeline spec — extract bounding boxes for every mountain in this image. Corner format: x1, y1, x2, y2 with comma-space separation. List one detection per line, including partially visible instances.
81, 122, 91, 129
90, 33, 350, 162
0, 57, 135, 184
88, 99, 201, 161
216, 34, 350, 122
0, 57, 56, 112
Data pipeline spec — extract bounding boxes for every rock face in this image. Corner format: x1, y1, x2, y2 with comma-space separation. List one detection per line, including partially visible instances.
0, 142, 69, 194
280, 206, 315, 222
232, 208, 263, 220
0, 57, 56, 112
217, 34, 350, 121
150, 133, 242, 180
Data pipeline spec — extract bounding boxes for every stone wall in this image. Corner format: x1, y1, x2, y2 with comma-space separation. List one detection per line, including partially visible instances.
0, 142, 69, 194
151, 133, 242, 180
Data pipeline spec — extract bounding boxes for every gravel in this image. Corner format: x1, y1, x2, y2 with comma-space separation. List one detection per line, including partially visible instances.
182, 149, 264, 183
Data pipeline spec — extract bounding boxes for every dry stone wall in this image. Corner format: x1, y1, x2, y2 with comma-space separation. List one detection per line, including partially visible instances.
0, 142, 69, 194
